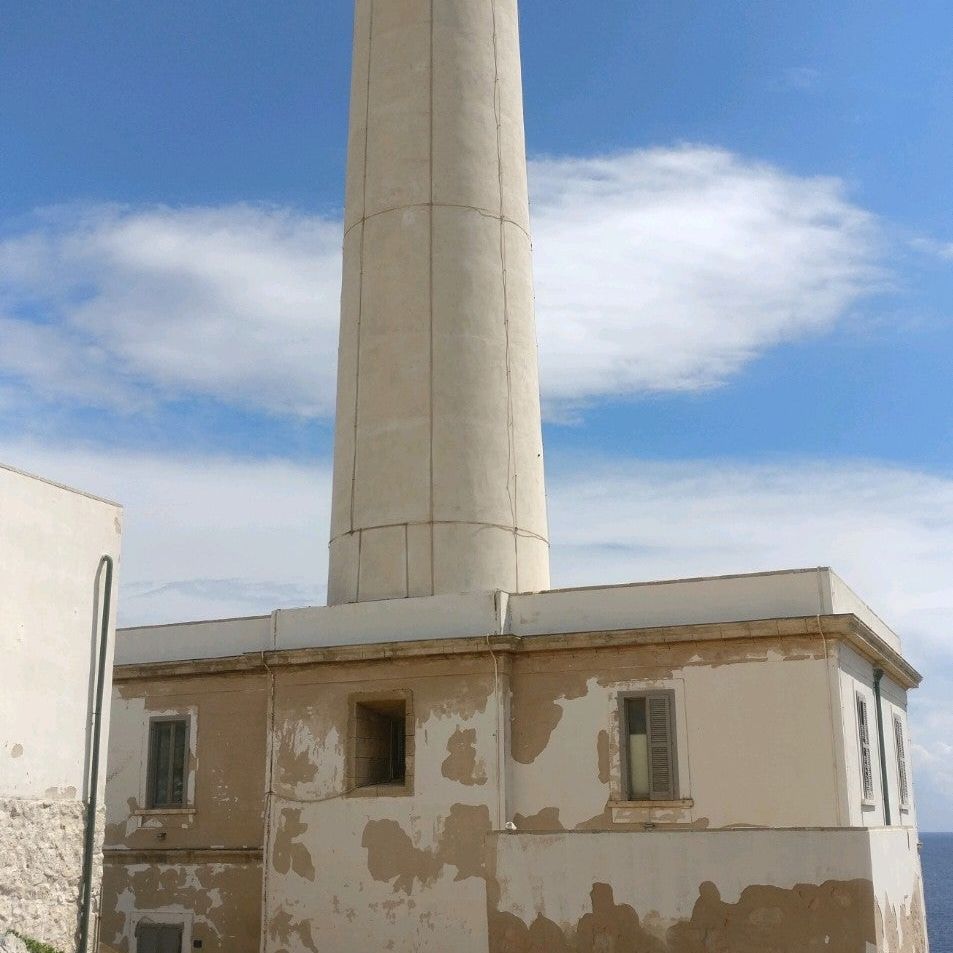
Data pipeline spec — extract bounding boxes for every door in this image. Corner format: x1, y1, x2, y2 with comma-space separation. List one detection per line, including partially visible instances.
136, 923, 183, 953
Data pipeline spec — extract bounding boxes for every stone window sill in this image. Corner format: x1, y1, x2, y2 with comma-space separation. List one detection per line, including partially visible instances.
135, 807, 197, 816
608, 798, 695, 824
608, 799, 694, 810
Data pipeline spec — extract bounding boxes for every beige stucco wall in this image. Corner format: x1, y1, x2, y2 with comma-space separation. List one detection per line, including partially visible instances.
488, 827, 927, 952
103, 619, 927, 953
100, 675, 267, 951
327, 0, 550, 604
508, 636, 842, 831
0, 463, 121, 947
262, 654, 504, 953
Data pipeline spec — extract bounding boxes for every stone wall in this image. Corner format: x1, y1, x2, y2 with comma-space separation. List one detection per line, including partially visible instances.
0, 798, 102, 952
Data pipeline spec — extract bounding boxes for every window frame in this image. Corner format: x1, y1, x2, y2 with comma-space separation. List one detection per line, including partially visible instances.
618, 689, 679, 802
145, 715, 191, 810
893, 712, 911, 811
346, 690, 414, 798
855, 691, 875, 805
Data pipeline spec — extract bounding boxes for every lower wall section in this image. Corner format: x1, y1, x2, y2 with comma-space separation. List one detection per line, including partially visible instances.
487, 828, 929, 953
0, 797, 97, 951
100, 855, 262, 953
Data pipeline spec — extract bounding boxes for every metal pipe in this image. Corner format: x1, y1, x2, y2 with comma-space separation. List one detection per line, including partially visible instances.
873, 668, 892, 827
79, 554, 113, 953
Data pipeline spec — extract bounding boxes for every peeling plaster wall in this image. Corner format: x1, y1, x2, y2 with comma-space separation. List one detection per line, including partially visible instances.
868, 829, 930, 953
0, 463, 121, 948
487, 828, 925, 952
104, 676, 268, 852
105, 624, 927, 953
508, 637, 841, 831
264, 655, 504, 953
99, 861, 261, 952
101, 675, 267, 953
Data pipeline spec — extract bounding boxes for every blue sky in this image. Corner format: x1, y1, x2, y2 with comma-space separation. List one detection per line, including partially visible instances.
2, 1, 952, 829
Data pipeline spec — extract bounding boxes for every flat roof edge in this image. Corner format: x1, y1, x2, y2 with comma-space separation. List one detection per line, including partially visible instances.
0, 459, 123, 509
113, 613, 921, 690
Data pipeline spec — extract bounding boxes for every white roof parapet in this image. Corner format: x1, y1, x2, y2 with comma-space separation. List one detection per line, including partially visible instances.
115, 568, 902, 666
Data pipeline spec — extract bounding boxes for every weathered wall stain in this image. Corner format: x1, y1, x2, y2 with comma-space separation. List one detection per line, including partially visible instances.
510, 672, 590, 764
363, 803, 492, 894
10, 743, 23, 758
487, 878, 879, 953
667, 879, 877, 952
882, 882, 928, 953
512, 807, 564, 832
509, 637, 826, 767
597, 730, 610, 786
269, 906, 319, 953
272, 808, 316, 881
442, 727, 488, 786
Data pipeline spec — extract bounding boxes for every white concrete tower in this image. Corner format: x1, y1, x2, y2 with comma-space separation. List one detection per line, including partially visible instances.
327, 0, 550, 604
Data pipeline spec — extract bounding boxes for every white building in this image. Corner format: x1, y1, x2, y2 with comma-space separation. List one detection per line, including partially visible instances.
1, 462, 122, 950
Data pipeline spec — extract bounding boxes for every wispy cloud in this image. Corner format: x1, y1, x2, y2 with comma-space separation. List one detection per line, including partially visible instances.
0, 147, 884, 422
781, 66, 822, 91
3, 441, 951, 827
530, 146, 882, 411
910, 236, 953, 262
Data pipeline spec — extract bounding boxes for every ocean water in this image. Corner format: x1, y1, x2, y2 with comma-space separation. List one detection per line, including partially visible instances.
923, 832, 952, 953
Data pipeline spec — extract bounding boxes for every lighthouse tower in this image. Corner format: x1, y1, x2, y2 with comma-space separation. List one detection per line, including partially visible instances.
327, 0, 550, 604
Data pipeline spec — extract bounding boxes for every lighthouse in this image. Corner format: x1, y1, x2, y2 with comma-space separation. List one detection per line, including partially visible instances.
327, 0, 550, 604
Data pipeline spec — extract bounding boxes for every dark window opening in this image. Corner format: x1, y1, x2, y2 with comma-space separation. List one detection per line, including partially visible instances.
136, 922, 183, 953
147, 718, 189, 808
354, 699, 407, 788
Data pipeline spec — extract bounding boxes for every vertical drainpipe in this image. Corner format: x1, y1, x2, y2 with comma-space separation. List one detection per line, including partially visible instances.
873, 668, 892, 827
78, 554, 114, 953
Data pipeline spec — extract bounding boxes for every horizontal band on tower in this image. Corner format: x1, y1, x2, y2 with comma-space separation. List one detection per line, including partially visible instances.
343, 201, 532, 241
330, 519, 549, 547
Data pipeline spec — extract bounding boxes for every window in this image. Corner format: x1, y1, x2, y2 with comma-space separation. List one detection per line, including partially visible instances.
622, 692, 677, 801
147, 718, 189, 809
856, 693, 875, 802
136, 923, 183, 953
893, 714, 910, 809
348, 694, 411, 793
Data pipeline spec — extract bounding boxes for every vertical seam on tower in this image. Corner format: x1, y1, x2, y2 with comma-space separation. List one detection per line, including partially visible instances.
404, 523, 410, 598
490, 0, 520, 591
428, 0, 437, 597
350, 0, 375, 601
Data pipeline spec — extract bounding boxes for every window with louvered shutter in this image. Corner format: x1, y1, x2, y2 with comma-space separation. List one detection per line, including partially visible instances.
856, 693, 874, 802
893, 714, 910, 808
623, 692, 677, 801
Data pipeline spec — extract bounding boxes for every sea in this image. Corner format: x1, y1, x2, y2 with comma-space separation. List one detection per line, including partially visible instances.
924, 833, 953, 953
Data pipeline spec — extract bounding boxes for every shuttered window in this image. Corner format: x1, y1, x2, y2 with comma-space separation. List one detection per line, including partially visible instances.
893, 714, 910, 809
623, 692, 677, 801
147, 718, 189, 809
136, 922, 183, 953
856, 693, 875, 802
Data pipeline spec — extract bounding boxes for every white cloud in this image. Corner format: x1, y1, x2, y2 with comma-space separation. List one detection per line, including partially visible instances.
0, 204, 343, 416
530, 147, 881, 410
781, 66, 822, 91
0, 147, 883, 419
3, 441, 951, 826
